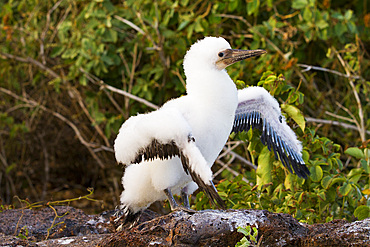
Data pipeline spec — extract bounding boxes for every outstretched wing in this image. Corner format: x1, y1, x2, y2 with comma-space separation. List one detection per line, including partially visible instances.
114, 106, 225, 208
232, 86, 310, 178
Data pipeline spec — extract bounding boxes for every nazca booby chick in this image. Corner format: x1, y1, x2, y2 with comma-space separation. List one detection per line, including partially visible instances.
114, 37, 309, 227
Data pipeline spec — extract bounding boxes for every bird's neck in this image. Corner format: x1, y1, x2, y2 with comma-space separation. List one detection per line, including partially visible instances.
185, 69, 238, 109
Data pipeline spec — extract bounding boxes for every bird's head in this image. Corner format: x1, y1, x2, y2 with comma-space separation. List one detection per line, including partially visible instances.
183, 37, 267, 74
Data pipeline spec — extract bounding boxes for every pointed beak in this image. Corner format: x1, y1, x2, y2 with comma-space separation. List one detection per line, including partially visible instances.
216, 49, 267, 70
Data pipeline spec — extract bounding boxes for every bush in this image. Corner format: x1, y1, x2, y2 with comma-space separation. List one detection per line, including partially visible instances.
0, 0, 369, 219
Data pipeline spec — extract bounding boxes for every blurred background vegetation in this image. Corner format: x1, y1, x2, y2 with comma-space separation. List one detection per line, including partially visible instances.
0, 0, 369, 223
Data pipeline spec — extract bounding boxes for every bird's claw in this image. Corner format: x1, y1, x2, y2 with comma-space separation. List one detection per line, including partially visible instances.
173, 206, 196, 214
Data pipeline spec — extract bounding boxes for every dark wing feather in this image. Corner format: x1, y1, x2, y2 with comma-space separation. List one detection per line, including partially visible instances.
180, 151, 226, 209
130, 137, 226, 209
234, 87, 310, 178
132, 139, 180, 164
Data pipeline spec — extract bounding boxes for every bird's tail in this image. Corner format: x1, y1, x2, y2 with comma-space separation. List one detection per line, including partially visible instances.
114, 205, 142, 230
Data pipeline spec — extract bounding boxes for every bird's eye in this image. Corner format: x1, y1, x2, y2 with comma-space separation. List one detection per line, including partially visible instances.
218, 52, 224, 58
279, 115, 283, 123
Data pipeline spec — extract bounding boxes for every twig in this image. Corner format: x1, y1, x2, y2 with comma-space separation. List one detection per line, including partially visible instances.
93, 146, 114, 153
215, 160, 251, 184
214, 152, 236, 178
104, 89, 125, 117
306, 117, 370, 135
334, 48, 366, 142
40, 0, 65, 64
229, 150, 257, 170
119, 53, 132, 118
38, 134, 50, 200
80, 68, 159, 110
325, 110, 356, 124
122, 43, 140, 115
114, 15, 145, 35
216, 14, 308, 85
219, 144, 257, 170
45, 205, 68, 240
298, 63, 363, 80
14, 198, 25, 236
171, 69, 186, 89
0, 87, 106, 169
135, 12, 168, 68
0, 52, 62, 80
0, 137, 17, 202
48, 3, 71, 44
69, 87, 111, 147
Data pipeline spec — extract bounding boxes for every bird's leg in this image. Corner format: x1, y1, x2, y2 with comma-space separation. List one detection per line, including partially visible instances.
164, 187, 196, 213
178, 186, 196, 213
164, 188, 178, 210
181, 189, 190, 209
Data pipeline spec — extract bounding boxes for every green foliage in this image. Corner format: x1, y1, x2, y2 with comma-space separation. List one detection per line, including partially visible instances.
354, 205, 370, 221
235, 225, 259, 247
17, 226, 29, 240
195, 72, 370, 224
0, 0, 369, 221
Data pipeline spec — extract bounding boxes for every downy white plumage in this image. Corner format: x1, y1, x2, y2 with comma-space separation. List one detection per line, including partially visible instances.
114, 37, 309, 227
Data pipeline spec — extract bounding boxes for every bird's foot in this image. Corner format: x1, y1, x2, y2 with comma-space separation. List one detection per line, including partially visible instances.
173, 206, 196, 214
111, 206, 141, 231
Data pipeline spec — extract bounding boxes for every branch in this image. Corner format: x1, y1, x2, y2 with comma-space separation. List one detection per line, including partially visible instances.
40, 0, 65, 64
69, 87, 111, 147
334, 48, 366, 142
306, 117, 370, 135
297, 63, 364, 80
325, 110, 356, 124
80, 68, 159, 110
114, 15, 145, 35
216, 14, 308, 85
0, 87, 106, 169
0, 52, 62, 80
215, 160, 251, 184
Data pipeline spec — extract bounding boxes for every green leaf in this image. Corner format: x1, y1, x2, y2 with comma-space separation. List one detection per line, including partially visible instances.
50, 46, 65, 58
281, 104, 305, 132
316, 19, 329, 29
334, 22, 348, 37
354, 205, 370, 220
317, 191, 326, 201
339, 183, 352, 196
5, 163, 16, 174
361, 159, 370, 174
103, 29, 117, 42
62, 48, 79, 59
247, 0, 260, 16
303, 7, 312, 22
331, 177, 346, 185
344, 147, 365, 159
256, 146, 273, 193
292, 0, 308, 9
321, 175, 333, 189
335, 158, 344, 170
344, 10, 353, 20
284, 173, 295, 191
194, 18, 204, 32
218, 191, 228, 198
310, 166, 323, 182
237, 225, 251, 236
347, 168, 364, 179
177, 20, 189, 31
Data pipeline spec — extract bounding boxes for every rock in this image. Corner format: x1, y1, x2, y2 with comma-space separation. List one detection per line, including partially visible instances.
0, 206, 113, 246
98, 209, 370, 247
0, 206, 369, 246
0, 233, 110, 247
303, 218, 370, 246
